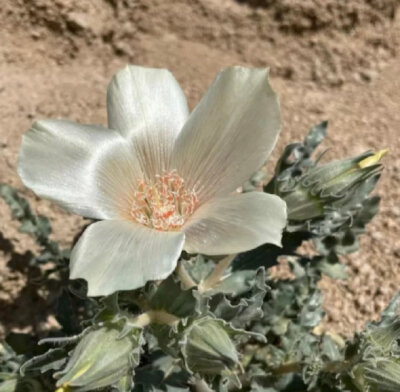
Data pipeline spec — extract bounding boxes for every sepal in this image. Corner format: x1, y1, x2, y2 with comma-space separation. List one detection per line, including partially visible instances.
277, 151, 382, 222
342, 293, 400, 392
266, 122, 384, 240
181, 318, 241, 376
54, 324, 143, 391
147, 276, 198, 319
350, 358, 400, 392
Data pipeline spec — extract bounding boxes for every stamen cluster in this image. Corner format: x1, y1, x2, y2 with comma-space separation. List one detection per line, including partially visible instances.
130, 171, 198, 231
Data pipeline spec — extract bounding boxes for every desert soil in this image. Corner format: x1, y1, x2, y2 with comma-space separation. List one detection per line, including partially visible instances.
0, 0, 399, 338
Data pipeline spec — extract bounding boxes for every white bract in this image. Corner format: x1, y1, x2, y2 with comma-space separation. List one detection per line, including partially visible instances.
18, 65, 287, 296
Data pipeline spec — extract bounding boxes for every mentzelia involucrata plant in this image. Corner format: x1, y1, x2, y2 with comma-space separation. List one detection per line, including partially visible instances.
17, 65, 287, 296
2, 64, 397, 392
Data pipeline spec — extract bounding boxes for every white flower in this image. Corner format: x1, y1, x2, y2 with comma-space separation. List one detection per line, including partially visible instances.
18, 65, 287, 296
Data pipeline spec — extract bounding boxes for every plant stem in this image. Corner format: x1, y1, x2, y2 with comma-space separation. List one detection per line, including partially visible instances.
323, 360, 352, 373
198, 254, 236, 292
190, 377, 214, 392
176, 261, 197, 289
271, 360, 351, 376
272, 362, 301, 375
132, 295, 150, 311
132, 310, 180, 328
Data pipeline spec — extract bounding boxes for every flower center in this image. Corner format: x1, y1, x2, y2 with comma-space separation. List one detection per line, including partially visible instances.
130, 171, 198, 231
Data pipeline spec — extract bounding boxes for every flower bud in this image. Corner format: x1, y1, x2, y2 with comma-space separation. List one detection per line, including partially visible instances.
278, 150, 386, 221
368, 319, 400, 353
182, 318, 240, 376
345, 318, 400, 391
55, 326, 141, 391
351, 358, 400, 392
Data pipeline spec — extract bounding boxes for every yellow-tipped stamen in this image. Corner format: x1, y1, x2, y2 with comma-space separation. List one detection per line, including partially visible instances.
130, 171, 198, 231
358, 149, 388, 169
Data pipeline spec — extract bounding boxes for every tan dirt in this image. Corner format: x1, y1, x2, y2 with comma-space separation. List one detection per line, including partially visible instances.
0, 0, 399, 337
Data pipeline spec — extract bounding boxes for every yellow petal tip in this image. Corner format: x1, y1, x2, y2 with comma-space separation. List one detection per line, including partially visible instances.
358, 148, 388, 168
55, 384, 72, 392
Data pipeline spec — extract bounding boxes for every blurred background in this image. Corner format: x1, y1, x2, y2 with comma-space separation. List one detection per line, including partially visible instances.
0, 0, 399, 338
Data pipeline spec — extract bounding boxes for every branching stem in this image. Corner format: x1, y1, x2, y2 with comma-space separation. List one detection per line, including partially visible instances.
132, 310, 180, 328
190, 377, 214, 392
176, 261, 197, 289
272, 362, 301, 375
198, 254, 236, 292
272, 360, 351, 376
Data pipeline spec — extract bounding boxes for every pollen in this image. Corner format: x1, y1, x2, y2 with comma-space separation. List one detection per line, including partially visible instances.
130, 171, 198, 231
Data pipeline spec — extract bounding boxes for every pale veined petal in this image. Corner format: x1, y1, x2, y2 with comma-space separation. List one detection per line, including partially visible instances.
183, 192, 287, 255
170, 67, 280, 203
70, 220, 185, 296
18, 120, 142, 219
107, 65, 189, 177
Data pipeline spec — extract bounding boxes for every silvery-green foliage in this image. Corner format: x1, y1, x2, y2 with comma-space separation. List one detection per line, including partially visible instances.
0, 340, 52, 391
0, 184, 95, 334
338, 293, 400, 392
0, 122, 396, 392
0, 184, 69, 267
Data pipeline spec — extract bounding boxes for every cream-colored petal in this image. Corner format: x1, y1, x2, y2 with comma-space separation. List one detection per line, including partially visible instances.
107, 65, 189, 178
70, 220, 185, 296
183, 192, 287, 255
18, 120, 142, 219
171, 67, 280, 203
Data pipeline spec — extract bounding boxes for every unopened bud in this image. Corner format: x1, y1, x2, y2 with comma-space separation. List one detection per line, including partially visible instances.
279, 150, 386, 221
55, 326, 140, 391
358, 149, 388, 169
182, 318, 240, 376
345, 315, 400, 392
351, 358, 400, 392
368, 319, 400, 353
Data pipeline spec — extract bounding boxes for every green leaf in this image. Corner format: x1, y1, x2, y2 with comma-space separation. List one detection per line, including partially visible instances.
148, 276, 197, 319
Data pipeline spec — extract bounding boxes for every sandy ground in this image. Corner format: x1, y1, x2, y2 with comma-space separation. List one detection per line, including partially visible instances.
0, 0, 399, 337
